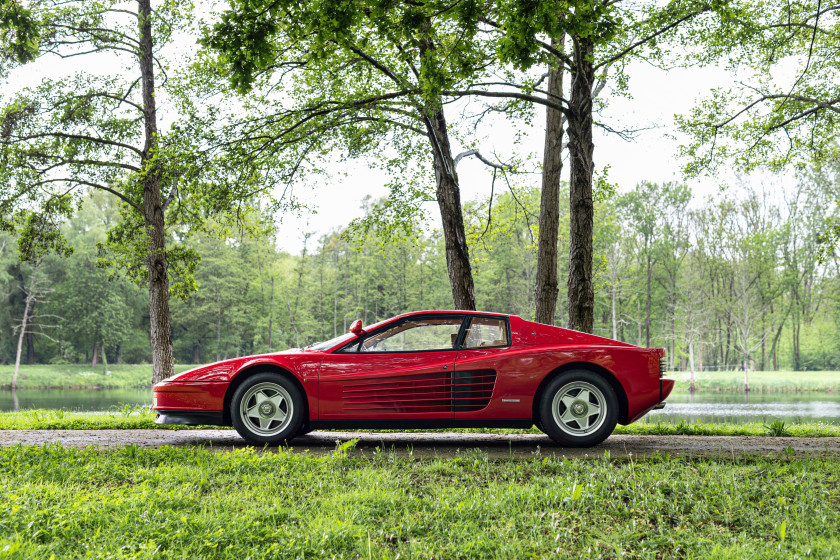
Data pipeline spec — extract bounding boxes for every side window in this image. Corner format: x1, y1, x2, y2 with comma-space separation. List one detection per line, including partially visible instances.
462, 317, 509, 348
359, 318, 463, 352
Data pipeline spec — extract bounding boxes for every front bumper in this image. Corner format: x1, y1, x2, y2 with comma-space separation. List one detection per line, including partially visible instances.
155, 410, 226, 426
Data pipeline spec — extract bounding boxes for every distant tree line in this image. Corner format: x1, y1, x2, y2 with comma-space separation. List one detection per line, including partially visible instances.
2, 172, 838, 372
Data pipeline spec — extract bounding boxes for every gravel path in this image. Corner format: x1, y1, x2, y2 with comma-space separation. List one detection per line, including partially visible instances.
2, 429, 840, 459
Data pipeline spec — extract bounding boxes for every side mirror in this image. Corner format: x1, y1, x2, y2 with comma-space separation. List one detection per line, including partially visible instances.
349, 319, 365, 336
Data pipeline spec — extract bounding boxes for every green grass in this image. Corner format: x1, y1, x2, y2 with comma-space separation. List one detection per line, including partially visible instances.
671, 370, 840, 393
0, 364, 193, 390
0, 445, 838, 558
2, 409, 840, 437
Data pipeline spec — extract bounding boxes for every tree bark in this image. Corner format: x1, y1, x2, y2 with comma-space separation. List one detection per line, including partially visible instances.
139, 0, 174, 384
426, 107, 476, 310
645, 254, 652, 347
419, 25, 476, 311
566, 35, 595, 332
25, 329, 35, 364
12, 270, 36, 392
688, 340, 696, 392
91, 341, 99, 368
101, 340, 108, 371
534, 37, 565, 325
267, 277, 274, 351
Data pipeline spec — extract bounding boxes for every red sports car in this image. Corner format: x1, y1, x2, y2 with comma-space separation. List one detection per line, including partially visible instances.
153, 311, 673, 447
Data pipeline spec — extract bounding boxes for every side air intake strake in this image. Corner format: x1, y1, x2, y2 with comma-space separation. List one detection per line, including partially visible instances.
342, 370, 497, 413
659, 357, 667, 377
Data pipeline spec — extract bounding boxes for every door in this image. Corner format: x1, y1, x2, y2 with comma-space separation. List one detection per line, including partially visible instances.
453, 315, 512, 418
318, 315, 466, 420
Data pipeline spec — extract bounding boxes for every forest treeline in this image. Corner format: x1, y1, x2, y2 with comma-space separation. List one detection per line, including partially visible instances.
2, 173, 838, 372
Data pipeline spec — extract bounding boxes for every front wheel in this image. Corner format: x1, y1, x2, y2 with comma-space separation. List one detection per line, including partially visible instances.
231, 373, 305, 445
538, 371, 618, 447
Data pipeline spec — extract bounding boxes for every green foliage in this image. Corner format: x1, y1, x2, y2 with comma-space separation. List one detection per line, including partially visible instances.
765, 420, 792, 437
0, 0, 39, 66
677, 0, 840, 173
1, 445, 840, 557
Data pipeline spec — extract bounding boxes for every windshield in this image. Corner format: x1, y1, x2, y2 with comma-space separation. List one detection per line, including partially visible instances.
305, 333, 356, 351
304, 317, 393, 351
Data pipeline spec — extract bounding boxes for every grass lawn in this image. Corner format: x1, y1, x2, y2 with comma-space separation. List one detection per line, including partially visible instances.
2, 408, 840, 437
0, 444, 838, 559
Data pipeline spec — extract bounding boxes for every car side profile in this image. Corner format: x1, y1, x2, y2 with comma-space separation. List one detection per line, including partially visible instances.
153, 311, 673, 447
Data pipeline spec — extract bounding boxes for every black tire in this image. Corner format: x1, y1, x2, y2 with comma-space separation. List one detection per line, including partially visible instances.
230, 373, 305, 445
537, 370, 618, 447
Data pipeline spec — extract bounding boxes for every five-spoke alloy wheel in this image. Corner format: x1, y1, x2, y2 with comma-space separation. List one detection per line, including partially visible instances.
231, 373, 305, 445
538, 370, 618, 447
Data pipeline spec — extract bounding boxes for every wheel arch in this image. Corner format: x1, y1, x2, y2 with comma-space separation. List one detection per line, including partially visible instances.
532, 362, 629, 425
222, 364, 309, 426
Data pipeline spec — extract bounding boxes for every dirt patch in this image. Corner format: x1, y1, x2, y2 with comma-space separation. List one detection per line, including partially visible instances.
2, 429, 840, 459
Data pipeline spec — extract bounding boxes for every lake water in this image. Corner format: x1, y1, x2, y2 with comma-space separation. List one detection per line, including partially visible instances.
645, 392, 840, 425
0, 388, 152, 412
2, 388, 840, 425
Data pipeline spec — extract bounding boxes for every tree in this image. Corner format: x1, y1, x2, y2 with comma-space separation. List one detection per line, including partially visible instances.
679, 0, 840, 176
11, 258, 59, 390
204, 0, 505, 310
674, 253, 710, 391
0, 1, 277, 382
489, 0, 734, 331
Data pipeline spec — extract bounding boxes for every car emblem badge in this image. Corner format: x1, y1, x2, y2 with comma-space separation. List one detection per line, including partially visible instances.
571, 401, 588, 417
260, 402, 274, 416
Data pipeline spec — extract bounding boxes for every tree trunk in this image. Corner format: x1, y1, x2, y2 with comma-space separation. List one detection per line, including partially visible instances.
216, 304, 222, 362
419, 26, 476, 311
139, 0, 174, 384
426, 107, 476, 310
534, 37, 565, 325
743, 351, 749, 392
101, 340, 108, 371
12, 275, 34, 392
91, 341, 99, 368
637, 299, 642, 347
688, 340, 696, 393
267, 277, 274, 351
645, 253, 652, 348
192, 342, 201, 364
566, 35, 595, 332
25, 329, 35, 365
611, 284, 617, 340
116, 343, 123, 365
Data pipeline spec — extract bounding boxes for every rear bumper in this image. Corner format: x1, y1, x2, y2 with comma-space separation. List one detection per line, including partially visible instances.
155, 410, 226, 426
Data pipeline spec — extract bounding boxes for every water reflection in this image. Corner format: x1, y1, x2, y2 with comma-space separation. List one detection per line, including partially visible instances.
0, 388, 151, 412
648, 391, 840, 425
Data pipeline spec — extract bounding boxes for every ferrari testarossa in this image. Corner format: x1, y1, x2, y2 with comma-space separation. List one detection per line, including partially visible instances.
153, 310, 673, 447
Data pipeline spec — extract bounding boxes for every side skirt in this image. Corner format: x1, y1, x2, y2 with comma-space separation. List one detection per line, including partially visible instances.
308, 419, 534, 430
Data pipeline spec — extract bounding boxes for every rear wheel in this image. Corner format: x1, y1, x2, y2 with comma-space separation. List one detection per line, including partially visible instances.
538, 371, 617, 447
231, 373, 305, 445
